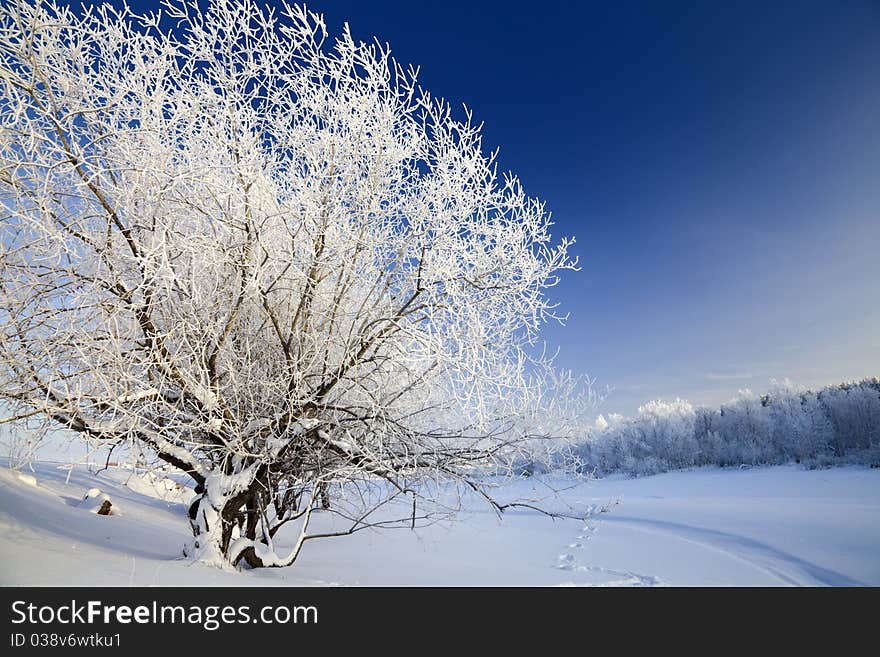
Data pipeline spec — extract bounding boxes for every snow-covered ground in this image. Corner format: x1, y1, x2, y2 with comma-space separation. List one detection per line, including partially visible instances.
1, 462, 878, 586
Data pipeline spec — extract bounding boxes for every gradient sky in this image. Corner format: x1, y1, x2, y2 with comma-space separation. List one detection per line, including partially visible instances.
96, 1, 880, 414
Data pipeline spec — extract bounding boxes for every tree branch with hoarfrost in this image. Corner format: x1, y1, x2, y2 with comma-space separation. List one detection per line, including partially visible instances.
0, 0, 583, 569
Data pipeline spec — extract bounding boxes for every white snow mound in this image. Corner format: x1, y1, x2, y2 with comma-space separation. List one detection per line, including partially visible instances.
78, 488, 116, 515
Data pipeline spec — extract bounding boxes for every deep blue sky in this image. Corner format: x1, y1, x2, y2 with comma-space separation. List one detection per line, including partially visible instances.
128, 1, 880, 413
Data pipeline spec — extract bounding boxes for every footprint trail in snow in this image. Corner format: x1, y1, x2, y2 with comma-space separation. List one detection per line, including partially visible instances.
553, 504, 662, 587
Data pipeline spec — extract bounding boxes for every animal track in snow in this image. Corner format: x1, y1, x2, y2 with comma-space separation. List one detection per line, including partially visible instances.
571, 564, 661, 587
552, 499, 661, 586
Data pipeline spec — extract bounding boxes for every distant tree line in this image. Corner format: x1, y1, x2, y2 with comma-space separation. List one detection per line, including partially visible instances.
573, 378, 880, 476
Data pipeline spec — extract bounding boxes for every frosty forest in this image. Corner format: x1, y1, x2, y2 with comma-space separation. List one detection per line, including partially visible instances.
577, 378, 880, 477
0, 0, 877, 586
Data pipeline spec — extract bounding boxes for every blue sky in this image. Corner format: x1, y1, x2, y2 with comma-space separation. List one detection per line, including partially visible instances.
118, 1, 880, 414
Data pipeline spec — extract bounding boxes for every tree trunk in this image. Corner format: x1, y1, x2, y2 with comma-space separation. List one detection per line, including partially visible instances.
183, 463, 318, 570
185, 467, 277, 568
187, 492, 235, 567
318, 481, 331, 510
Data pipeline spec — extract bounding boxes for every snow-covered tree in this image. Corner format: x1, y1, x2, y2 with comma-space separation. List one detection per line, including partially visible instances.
0, 0, 579, 568
635, 399, 697, 469
821, 383, 880, 456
